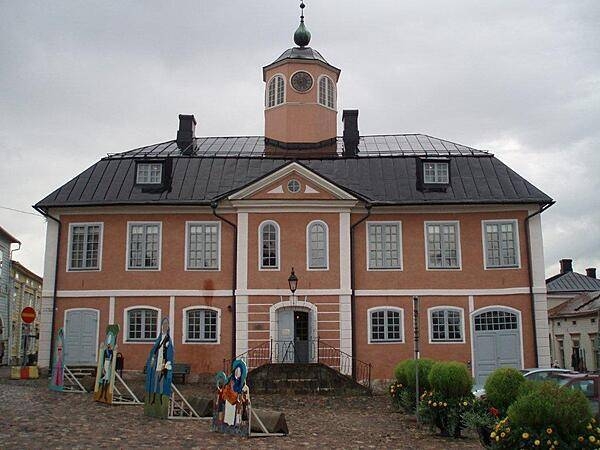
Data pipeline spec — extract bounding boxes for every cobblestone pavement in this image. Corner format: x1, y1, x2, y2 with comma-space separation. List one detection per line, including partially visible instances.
0, 371, 482, 449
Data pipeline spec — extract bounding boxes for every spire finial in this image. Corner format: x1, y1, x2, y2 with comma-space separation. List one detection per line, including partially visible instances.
294, 1, 311, 47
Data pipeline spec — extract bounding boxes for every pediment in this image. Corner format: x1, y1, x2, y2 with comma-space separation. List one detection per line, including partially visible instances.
228, 162, 356, 201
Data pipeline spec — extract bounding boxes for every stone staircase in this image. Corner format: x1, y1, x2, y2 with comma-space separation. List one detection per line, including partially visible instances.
247, 363, 371, 395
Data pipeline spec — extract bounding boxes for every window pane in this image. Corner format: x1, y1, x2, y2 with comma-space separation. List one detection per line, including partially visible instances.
128, 309, 157, 340
427, 223, 459, 269
371, 309, 402, 342
308, 223, 327, 269
261, 223, 278, 268
485, 222, 518, 267
188, 223, 219, 269
137, 163, 162, 184
128, 223, 160, 269
368, 223, 401, 269
69, 224, 100, 270
423, 162, 449, 184
186, 309, 217, 342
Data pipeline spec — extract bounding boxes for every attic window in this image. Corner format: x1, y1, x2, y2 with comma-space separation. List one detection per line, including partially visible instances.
423, 162, 449, 184
136, 162, 163, 185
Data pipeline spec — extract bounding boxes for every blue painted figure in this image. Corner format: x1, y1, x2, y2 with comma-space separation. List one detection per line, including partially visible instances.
212, 359, 251, 436
144, 317, 173, 418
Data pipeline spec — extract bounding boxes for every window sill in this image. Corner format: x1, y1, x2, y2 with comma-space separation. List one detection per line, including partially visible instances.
369, 340, 404, 344
184, 340, 219, 345
67, 268, 101, 272
429, 340, 466, 344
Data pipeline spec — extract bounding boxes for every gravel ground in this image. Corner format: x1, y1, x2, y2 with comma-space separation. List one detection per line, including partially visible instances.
0, 369, 482, 449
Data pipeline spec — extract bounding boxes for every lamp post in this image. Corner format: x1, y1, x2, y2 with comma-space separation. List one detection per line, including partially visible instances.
288, 268, 298, 302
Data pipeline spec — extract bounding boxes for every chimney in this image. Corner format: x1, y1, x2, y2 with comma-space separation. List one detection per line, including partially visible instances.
342, 110, 359, 157
177, 114, 196, 155
587, 268, 597, 279
559, 259, 573, 274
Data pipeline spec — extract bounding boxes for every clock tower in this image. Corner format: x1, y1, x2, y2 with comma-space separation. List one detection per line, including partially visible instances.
263, 2, 341, 156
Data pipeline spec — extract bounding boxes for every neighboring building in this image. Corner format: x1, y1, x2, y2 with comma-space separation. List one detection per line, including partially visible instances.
34, 8, 553, 385
546, 259, 600, 309
0, 226, 21, 365
546, 258, 600, 371
9, 261, 43, 365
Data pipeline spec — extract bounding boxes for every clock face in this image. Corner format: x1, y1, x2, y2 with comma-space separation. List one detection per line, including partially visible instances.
291, 71, 313, 92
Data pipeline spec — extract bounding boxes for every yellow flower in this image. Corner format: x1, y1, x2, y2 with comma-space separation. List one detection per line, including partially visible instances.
496, 436, 500, 442
590, 436, 597, 443
443, 402, 447, 407
433, 402, 437, 407
522, 432, 530, 439
534, 439, 540, 446
501, 432, 505, 438
553, 441, 558, 446
593, 418, 597, 424
491, 432, 497, 439
462, 401, 468, 406
579, 436, 585, 442
546, 428, 553, 434
546, 440, 552, 446
428, 400, 431, 405
588, 424, 593, 430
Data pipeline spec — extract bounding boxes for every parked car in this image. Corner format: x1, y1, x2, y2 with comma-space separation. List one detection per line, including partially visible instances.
472, 368, 579, 398
547, 373, 600, 416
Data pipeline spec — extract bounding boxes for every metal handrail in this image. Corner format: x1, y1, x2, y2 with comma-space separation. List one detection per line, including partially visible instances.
223, 338, 372, 390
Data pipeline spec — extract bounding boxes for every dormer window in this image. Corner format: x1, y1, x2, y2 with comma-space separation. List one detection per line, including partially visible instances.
136, 162, 163, 185
424, 162, 449, 184
318, 75, 335, 109
266, 74, 285, 108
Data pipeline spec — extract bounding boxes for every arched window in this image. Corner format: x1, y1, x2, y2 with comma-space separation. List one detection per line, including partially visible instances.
428, 307, 464, 343
368, 307, 404, 343
307, 221, 328, 269
259, 221, 280, 269
266, 74, 285, 108
125, 307, 160, 342
184, 307, 219, 343
318, 75, 335, 109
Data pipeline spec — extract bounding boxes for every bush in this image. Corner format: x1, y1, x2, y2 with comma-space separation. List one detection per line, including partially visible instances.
428, 361, 473, 399
419, 390, 474, 437
484, 367, 525, 414
490, 381, 596, 449
391, 359, 435, 413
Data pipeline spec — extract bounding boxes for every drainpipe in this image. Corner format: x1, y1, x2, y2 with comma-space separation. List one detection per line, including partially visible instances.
350, 203, 372, 379
33, 206, 61, 375
524, 201, 554, 368
211, 201, 237, 361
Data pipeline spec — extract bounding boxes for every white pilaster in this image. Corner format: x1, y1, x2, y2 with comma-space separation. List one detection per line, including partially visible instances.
235, 213, 249, 356
109, 296, 115, 324
528, 213, 551, 367
169, 296, 175, 337
38, 218, 59, 369
339, 212, 351, 291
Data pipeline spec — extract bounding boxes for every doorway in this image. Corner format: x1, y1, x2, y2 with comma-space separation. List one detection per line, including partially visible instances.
276, 308, 311, 363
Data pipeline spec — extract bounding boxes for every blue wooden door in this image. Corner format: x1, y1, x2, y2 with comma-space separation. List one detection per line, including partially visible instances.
277, 309, 294, 363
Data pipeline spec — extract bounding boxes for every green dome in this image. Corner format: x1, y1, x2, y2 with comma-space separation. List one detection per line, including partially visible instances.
294, 20, 311, 47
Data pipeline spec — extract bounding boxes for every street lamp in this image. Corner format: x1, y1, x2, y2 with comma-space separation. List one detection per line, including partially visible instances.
288, 268, 298, 295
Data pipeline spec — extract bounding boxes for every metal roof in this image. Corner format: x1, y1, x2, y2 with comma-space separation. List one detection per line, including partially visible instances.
35, 134, 552, 209
548, 291, 600, 318
546, 271, 600, 293
107, 134, 492, 159
0, 225, 20, 244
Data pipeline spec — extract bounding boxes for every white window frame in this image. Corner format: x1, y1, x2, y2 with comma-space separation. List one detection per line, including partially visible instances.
367, 306, 405, 344
423, 161, 449, 184
182, 306, 221, 345
66, 222, 103, 272
317, 74, 336, 110
265, 73, 286, 108
306, 220, 329, 271
366, 221, 403, 271
258, 220, 280, 271
136, 162, 163, 184
123, 306, 161, 344
126, 221, 162, 271
185, 221, 221, 271
428, 306, 466, 344
482, 219, 521, 269
424, 221, 462, 270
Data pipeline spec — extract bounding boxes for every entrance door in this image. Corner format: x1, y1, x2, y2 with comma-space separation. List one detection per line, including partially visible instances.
294, 311, 309, 363
473, 309, 521, 386
64, 309, 98, 365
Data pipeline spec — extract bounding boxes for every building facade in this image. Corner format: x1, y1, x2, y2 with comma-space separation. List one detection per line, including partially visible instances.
9, 261, 42, 365
35, 11, 553, 385
546, 259, 600, 371
0, 226, 20, 365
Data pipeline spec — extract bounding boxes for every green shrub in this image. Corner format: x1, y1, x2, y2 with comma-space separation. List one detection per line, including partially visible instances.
484, 367, 525, 414
428, 361, 473, 399
490, 381, 596, 449
392, 359, 435, 413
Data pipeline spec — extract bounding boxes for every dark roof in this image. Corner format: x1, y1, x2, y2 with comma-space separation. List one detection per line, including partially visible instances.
35, 134, 553, 210
546, 271, 600, 293
10, 260, 42, 283
548, 291, 600, 318
0, 225, 20, 244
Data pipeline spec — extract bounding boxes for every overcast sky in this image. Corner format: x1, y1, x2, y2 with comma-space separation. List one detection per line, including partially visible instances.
1, 0, 598, 278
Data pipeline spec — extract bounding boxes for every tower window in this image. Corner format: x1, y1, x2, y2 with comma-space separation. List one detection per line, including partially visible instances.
318, 75, 335, 109
266, 74, 285, 108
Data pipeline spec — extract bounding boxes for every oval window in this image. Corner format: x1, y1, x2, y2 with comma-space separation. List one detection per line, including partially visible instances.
287, 179, 301, 193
